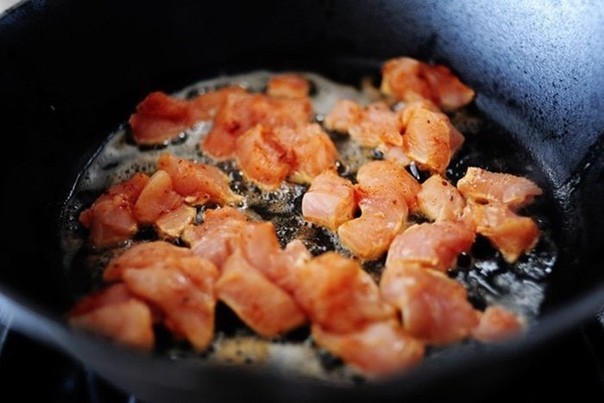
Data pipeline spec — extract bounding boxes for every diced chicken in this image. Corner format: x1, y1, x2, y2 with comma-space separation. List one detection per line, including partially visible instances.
129, 91, 194, 145
103, 240, 216, 282
380, 263, 478, 345
348, 102, 403, 147
293, 252, 396, 333
471, 305, 525, 343
69, 283, 134, 316
398, 99, 440, 128
68, 284, 155, 350
381, 57, 475, 110
468, 201, 540, 263
266, 74, 310, 99
123, 261, 218, 351
283, 239, 312, 268
456, 167, 543, 211
103, 242, 165, 281
311, 320, 425, 377
235, 124, 291, 189
301, 170, 357, 231
236, 221, 281, 272
188, 86, 247, 121
338, 160, 419, 260
417, 174, 466, 222
381, 58, 433, 104
235, 221, 311, 295
181, 207, 249, 268
323, 99, 361, 134
274, 123, 339, 184
266, 239, 312, 295
235, 123, 339, 188
79, 198, 139, 248
338, 192, 408, 260
420, 63, 476, 111
324, 100, 403, 148
376, 143, 413, 166
133, 170, 183, 224
201, 91, 249, 159
102, 242, 218, 350
79, 172, 150, 247
402, 107, 465, 174
158, 152, 241, 205
385, 221, 475, 272
216, 249, 307, 338
202, 92, 313, 159
355, 159, 420, 211
155, 204, 197, 238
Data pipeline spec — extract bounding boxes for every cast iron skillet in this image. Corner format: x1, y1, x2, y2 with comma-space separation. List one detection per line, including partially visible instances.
0, 0, 603, 402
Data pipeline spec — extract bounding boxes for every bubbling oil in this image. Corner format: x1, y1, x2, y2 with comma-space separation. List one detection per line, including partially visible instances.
59, 70, 558, 383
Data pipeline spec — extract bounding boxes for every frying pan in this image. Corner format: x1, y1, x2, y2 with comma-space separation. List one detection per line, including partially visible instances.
0, 0, 603, 401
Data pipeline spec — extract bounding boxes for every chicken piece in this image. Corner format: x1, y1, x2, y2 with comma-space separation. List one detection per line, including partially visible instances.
402, 107, 465, 174
456, 167, 543, 212
323, 99, 362, 134
79, 172, 150, 247
376, 143, 413, 166
381, 57, 474, 110
324, 100, 403, 148
355, 159, 420, 211
227, 221, 312, 296
420, 63, 476, 111
202, 92, 313, 159
133, 170, 183, 225
338, 160, 419, 260
312, 320, 425, 378
68, 284, 155, 350
381, 58, 433, 104
235, 221, 279, 266
282, 239, 312, 269
129, 91, 194, 145
103, 242, 219, 350
274, 123, 339, 184
123, 259, 218, 351
69, 283, 134, 316
181, 207, 249, 268
157, 152, 241, 206
348, 102, 403, 148
385, 221, 475, 272
301, 170, 357, 231
235, 222, 289, 287
266, 74, 310, 99
338, 192, 408, 260
380, 263, 478, 345
417, 174, 466, 222
235, 122, 339, 188
398, 99, 441, 127
471, 305, 525, 343
468, 200, 540, 263
234, 124, 291, 189
264, 238, 313, 295
103, 240, 215, 282
188, 86, 247, 121
216, 249, 307, 338
155, 204, 197, 238
293, 252, 396, 333
79, 197, 139, 248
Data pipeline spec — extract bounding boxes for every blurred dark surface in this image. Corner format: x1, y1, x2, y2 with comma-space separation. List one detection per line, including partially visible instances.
0, 320, 603, 403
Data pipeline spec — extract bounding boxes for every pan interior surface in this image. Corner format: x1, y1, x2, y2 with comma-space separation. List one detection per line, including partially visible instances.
0, 0, 603, 401
58, 64, 560, 384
